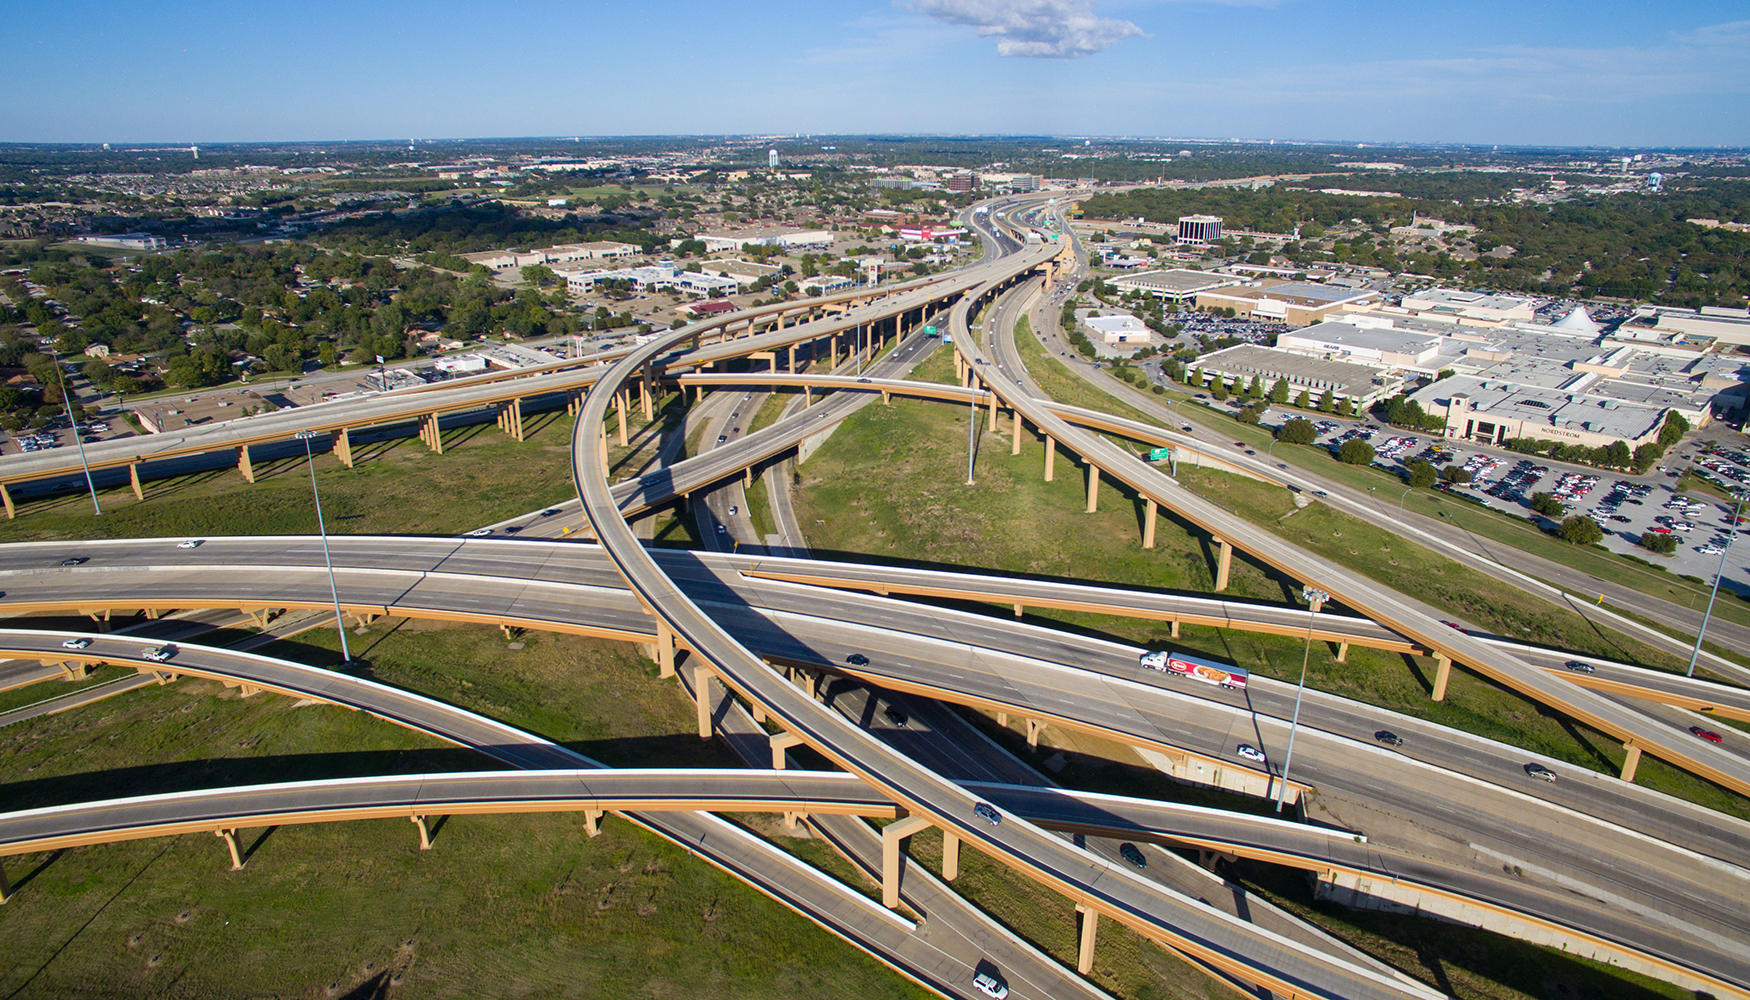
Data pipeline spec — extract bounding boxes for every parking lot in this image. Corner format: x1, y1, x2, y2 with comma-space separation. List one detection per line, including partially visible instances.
1282, 419, 1750, 586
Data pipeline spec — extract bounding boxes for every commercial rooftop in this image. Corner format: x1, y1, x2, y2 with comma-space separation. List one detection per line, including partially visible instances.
1108, 269, 1241, 300
1408, 375, 1668, 443
1196, 344, 1400, 403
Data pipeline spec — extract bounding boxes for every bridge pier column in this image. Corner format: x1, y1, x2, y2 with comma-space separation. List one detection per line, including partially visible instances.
129, 463, 144, 500
425, 413, 443, 454
1044, 436, 1056, 481
411, 814, 433, 850
1214, 538, 1233, 592
237, 445, 255, 483
1075, 904, 1099, 975
216, 828, 244, 870
510, 398, 524, 440
1431, 655, 1453, 702
1143, 499, 1157, 549
641, 369, 653, 421
1085, 466, 1100, 513
941, 830, 960, 881
881, 815, 933, 909
880, 389, 891, 406
787, 344, 796, 373
803, 386, 811, 408
1026, 718, 1045, 749
656, 621, 676, 679
1336, 642, 1349, 663
0, 483, 12, 520
584, 809, 604, 838
334, 428, 353, 468
616, 391, 629, 447
1620, 741, 1641, 782
988, 387, 998, 423
694, 665, 715, 738
1011, 412, 1022, 455
770, 732, 805, 770
0, 862, 11, 903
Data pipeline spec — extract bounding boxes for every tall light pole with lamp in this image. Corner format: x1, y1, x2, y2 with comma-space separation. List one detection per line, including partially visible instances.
1275, 586, 1329, 814
50, 345, 102, 515
1688, 494, 1747, 678
296, 430, 353, 667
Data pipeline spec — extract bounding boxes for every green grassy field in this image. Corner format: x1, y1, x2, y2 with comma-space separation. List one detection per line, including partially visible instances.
0, 392, 691, 544
0, 622, 928, 1000
793, 347, 1750, 819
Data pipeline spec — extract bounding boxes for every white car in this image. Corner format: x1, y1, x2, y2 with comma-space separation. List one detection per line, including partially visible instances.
61, 637, 93, 650
141, 646, 175, 662
177, 539, 203, 549
1236, 744, 1267, 764
973, 971, 1009, 999
464, 528, 493, 537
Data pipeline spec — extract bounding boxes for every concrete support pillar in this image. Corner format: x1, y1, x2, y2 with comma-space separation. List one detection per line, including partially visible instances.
1075, 904, 1099, 975
1013, 603, 1024, 618
788, 344, 796, 373
769, 732, 805, 770
1431, 655, 1453, 702
0, 483, 12, 520
997, 711, 1009, 728
941, 830, 960, 881
584, 809, 604, 838
881, 815, 933, 909
426, 413, 443, 454
509, 398, 524, 441
1143, 499, 1157, 549
216, 828, 244, 870
1170, 619, 1181, 639
1085, 466, 1100, 514
803, 385, 811, 408
656, 621, 676, 679
830, 334, 838, 366
641, 369, 653, 421
1621, 741, 1641, 782
1026, 718, 1044, 749
616, 392, 629, 447
411, 815, 433, 850
128, 463, 144, 500
237, 444, 255, 484
597, 429, 609, 469
881, 389, 891, 406
1214, 538, 1233, 592
1336, 642, 1349, 663
334, 428, 353, 468
750, 701, 766, 725
1011, 412, 1022, 456
0, 862, 11, 903
988, 387, 998, 422
694, 665, 715, 739
1044, 436, 1056, 482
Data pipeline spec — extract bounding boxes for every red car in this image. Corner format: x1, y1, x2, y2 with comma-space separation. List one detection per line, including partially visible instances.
1441, 620, 1464, 631
1690, 726, 1724, 744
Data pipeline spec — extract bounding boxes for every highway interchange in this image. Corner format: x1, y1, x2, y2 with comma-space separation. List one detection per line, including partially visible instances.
2, 197, 1750, 998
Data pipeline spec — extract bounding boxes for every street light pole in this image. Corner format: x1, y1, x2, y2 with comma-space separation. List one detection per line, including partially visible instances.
1687, 495, 1746, 678
965, 380, 978, 486
51, 345, 102, 516
1275, 586, 1328, 814
297, 430, 353, 667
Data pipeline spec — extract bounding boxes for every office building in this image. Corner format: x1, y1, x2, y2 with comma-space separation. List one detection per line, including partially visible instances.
1176, 215, 1223, 246
1109, 268, 1241, 302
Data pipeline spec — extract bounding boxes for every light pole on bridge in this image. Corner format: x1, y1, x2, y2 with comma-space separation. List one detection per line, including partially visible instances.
296, 430, 353, 667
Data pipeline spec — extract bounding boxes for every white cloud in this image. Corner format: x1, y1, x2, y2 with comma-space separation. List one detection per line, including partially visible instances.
903, 0, 1145, 58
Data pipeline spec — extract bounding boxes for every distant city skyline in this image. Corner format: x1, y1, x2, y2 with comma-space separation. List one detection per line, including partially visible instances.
4, 0, 1747, 147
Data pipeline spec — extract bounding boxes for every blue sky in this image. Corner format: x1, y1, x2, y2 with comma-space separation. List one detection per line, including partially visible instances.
4, 0, 1747, 146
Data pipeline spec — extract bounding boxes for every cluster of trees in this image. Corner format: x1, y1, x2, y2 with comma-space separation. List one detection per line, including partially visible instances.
1526, 491, 1610, 545
313, 202, 664, 258
1380, 393, 1449, 433
1505, 413, 1688, 474
4, 242, 592, 393
1081, 181, 1750, 307
1640, 531, 1680, 554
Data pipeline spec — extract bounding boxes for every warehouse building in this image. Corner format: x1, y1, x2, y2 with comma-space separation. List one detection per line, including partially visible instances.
1108, 268, 1241, 302
1194, 281, 1378, 326
1194, 344, 1404, 407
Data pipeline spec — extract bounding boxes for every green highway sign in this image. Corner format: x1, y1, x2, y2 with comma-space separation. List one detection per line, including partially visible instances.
925, 325, 939, 336
1147, 447, 1173, 461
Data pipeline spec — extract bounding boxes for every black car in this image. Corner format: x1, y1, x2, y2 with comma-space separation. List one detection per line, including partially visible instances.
883, 706, 908, 728
59, 556, 87, 566
845, 653, 870, 666
1564, 660, 1596, 673
1118, 843, 1146, 868
1374, 730, 1404, 747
